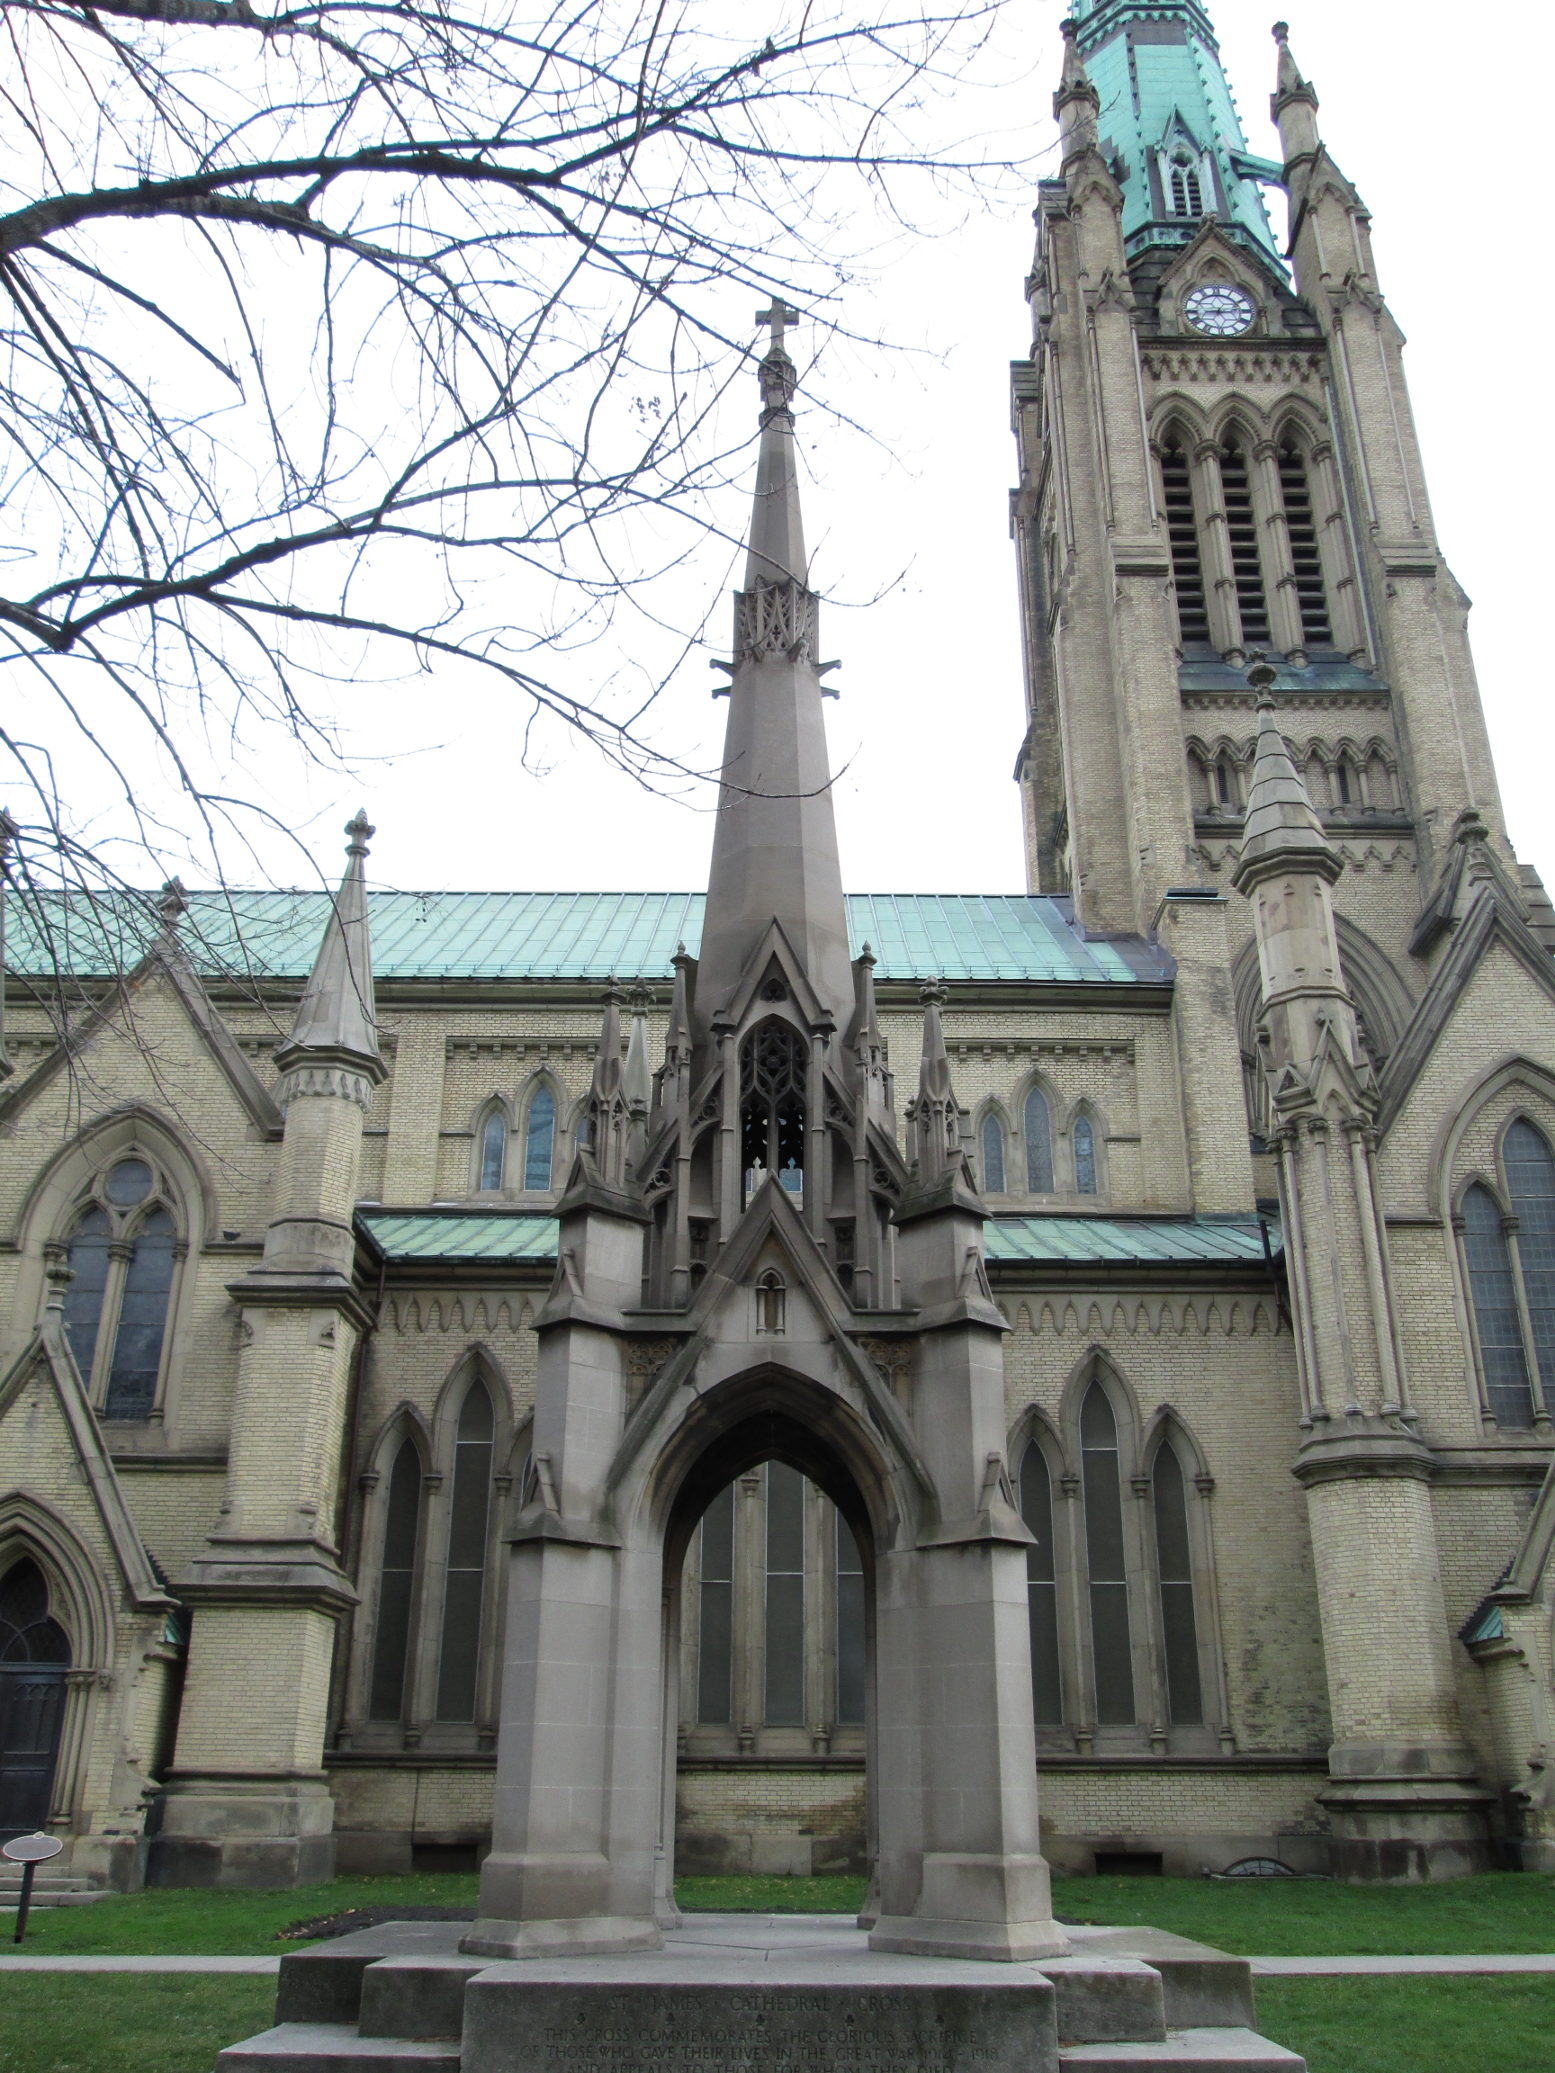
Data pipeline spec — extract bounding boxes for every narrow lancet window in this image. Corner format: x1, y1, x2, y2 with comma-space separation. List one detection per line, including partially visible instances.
63, 1207, 112, 1385
1074, 1116, 1097, 1196
1025, 1088, 1054, 1195
982, 1114, 1006, 1195
1153, 1443, 1203, 1725
436, 1380, 494, 1721
1462, 1186, 1534, 1429
765, 1462, 806, 1727
523, 1087, 555, 1191
1161, 444, 1209, 645
1019, 1442, 1064, 1725
697, 1482, 735, 1725
1218, 443, 1271, 648
1276, 442, 1332, 646
1505, 1121, 1555, 1397
836, 1512, 866, 1726
741, 1020, 807, 1198
479, 1109, 506, 1191
1081, 1384, 1135, 1724
370, 1440, 422, 1721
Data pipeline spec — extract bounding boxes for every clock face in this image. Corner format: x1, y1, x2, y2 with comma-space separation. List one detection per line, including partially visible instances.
1183, 283, 1256, 337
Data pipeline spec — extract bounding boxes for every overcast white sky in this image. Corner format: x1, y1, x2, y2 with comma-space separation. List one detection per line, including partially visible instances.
70, 2, 1555, 904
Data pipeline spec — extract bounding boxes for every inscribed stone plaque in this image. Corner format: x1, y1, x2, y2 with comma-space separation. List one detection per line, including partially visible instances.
462, 1978, 1059, 2073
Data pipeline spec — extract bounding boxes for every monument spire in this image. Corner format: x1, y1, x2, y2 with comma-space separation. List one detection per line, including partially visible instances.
694, 304, 854, 1032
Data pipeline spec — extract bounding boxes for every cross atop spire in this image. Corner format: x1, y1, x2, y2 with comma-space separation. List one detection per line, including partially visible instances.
756, 298, 801, 354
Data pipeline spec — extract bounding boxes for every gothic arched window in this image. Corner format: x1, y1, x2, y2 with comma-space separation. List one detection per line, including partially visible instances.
1019, 1441, 1064, 1726
522, 1086, 555, 1192
479, 1109, 507, 1192
764, 1462, 806, 1728
1081, 1384, 1134, 1725
836, 1513, 866, 1726
61, 1156, 180, 1423
369, 1440, 422, 1721
1073, 1116, 1097, 1197
1461, 1185, 1534, 1430
1170, 164, 1203, 218
1152, 1442, 1202, 1725
1504, 1122, 1555, 1401
981, 1113, 1006, 1195
1025, 1088, 1054, 1195
741, 1019, 807, 1198
436, 1380, 494, 1721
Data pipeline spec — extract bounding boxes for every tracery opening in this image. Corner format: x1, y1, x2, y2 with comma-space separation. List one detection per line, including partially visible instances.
1218, 442, 1270, 648
741, 1020, 806, 1197
1161, 442, 1209, 645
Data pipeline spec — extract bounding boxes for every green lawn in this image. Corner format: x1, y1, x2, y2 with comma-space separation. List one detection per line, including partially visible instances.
0, 1975, 275, 2073
1, 1868, 1551, 1960
1048, 1869, 1555, 1956
0, 1973, 1552, 2073
1255, 1976, 1555, 2073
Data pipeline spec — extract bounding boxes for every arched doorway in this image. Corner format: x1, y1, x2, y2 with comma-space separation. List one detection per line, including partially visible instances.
659, 1399, 880, 1907
0, 1559, 71, 1842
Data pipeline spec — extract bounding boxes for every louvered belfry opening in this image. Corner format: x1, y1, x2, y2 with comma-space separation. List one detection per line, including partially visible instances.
1161, 443, 1209, 645
1277, 442, 1332, 647
1218, 443, 1270, 648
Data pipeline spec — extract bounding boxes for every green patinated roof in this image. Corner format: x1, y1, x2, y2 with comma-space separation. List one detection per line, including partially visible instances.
357, 1209, 1276, 1270
984, 1214, 1277, 1268
358, 1212, 558, 1264
1072, 0, 1283, 268
11, 891, 1169, 987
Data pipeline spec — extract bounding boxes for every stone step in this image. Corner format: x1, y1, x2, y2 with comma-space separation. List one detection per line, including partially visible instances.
277, 1924, 473, 2028
1060, 2029, 1305, 2071
358, 1956, 488, 2041
1043, 1956, 1167, 2044
215, 2023, 461, 2072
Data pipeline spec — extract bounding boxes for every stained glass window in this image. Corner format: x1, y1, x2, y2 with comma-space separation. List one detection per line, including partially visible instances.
523, 1086, 555, 1192
103, 1209, 175, 1421
981, 1114, 1006, 1195
370, 1441, 422, 1721
1074, 1115, 1097, 1196
63, 1208, 112, 1385
479, 1110, 506, 1191
1019, 1441, 1064, 1725
1505, 1121, 1555, 1403
1462, 1186, 1533, 1429
1081, 1384, 1134, 1724
1025, 1088, 1054, 1195
436, 1381, 493, 1721
1153, 1443, 1202, 1726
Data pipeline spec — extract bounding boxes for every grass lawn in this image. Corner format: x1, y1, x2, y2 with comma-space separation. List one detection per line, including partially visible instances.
0, 1975, 275, 2073
2, 1867, 1550, 1960
1048, 1869, 1555, 1956
0, 1971, 1552, 2073
1255, 1976, 1555, 2073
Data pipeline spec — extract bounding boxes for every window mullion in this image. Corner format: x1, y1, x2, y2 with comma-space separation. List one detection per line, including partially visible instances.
95, 1244, 133, 1409
1190, 443, 1243, 660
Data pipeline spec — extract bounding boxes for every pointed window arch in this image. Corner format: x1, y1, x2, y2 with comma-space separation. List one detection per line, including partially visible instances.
1081, 1384, 1134, 1724
369, 1440, 422, 1721
1152, 1441, 1202, 1725
523, 1085, 555, 1192
1073, 1115, 1097, 1197
981, 1113, 1006, 1196
1018, 1440, 1064, 1726
1461, 1185, 1535, 1429
436, 1379, 494, 1721
59, 1156, 182, 1423
479, 1109, 507, 1192
1025, 1087, 1054, 1195
1506, 1121, 1555, 1398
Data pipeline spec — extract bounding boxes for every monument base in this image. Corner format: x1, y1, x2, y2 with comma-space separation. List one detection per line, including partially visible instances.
460, 1914, 664, 1960
216, 1913, 1305, 2073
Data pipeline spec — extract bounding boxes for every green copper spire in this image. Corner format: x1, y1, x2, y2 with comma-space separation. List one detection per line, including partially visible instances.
1069, 1, 1284, 270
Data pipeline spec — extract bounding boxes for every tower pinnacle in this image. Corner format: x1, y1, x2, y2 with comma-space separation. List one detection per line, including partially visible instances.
693, 316, 853, 1032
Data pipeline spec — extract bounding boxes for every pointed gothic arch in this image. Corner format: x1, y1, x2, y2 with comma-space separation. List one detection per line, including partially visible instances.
515, 1073, 563, 1195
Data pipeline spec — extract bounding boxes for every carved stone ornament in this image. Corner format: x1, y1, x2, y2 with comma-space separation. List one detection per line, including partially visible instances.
735, 579, 813, 663
274, 1062, 380, 1111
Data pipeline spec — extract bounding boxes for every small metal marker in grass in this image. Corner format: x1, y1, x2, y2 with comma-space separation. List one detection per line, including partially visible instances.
4, 1830, 63, 1943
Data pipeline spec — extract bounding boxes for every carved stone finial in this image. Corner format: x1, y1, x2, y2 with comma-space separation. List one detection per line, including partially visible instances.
158, 877, 188, 927
44, 1254, 75, 1314
0, 806, 17, 875
345, 809, 375, 857
1247, 656, 1279, 710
